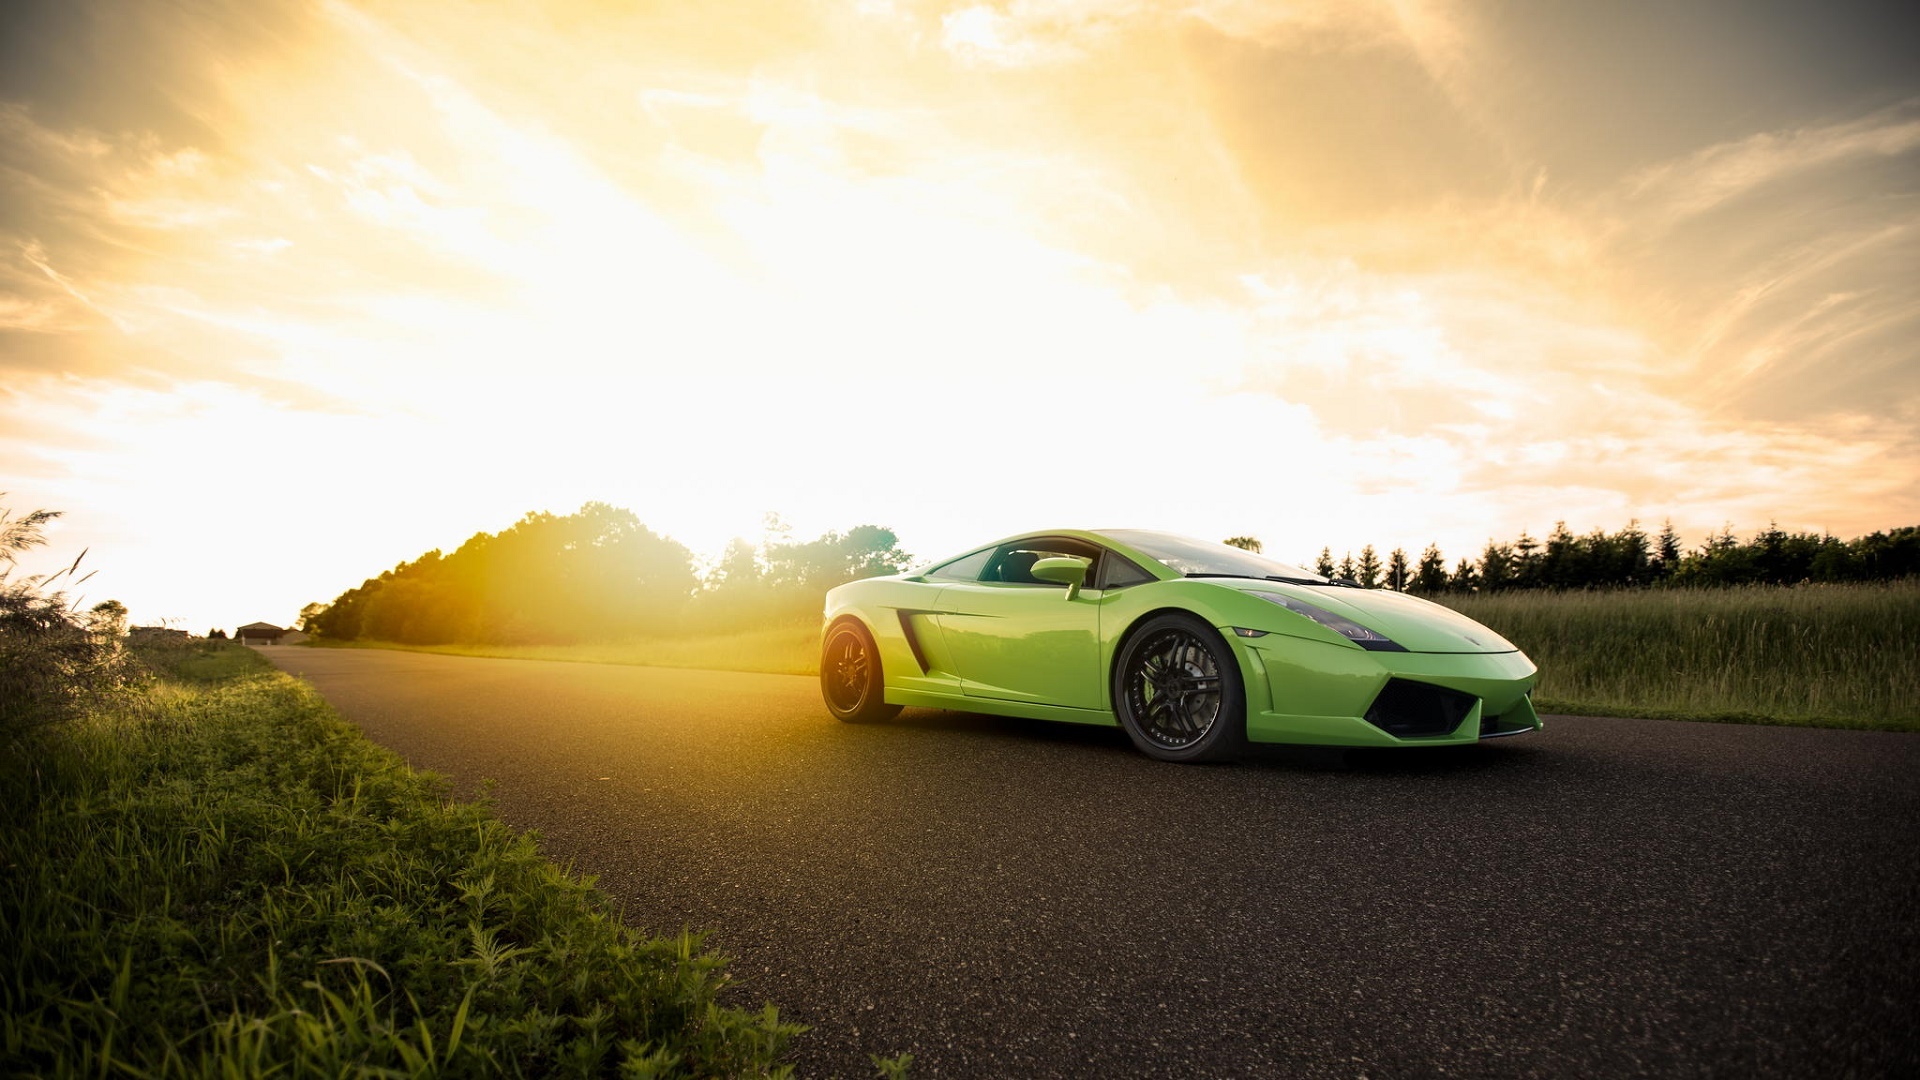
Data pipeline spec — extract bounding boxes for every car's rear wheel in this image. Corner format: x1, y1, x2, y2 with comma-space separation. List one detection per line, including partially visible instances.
821, 620, 901, 724
1114, 613, 1246, 762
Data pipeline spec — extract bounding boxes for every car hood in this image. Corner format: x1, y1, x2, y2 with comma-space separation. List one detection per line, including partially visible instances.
1222, 580, 1521, 654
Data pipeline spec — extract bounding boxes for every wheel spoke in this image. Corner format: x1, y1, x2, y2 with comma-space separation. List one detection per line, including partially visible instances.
1122, 627, 1228, 750
1143, 652, 1170, 683
826, 632, 872, 710
1146, 694, 1176, 725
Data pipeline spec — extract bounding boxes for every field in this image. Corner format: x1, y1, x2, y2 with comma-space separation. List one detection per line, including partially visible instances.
0, 640, 809, 1077
320, 581, 1918, 732
1444, 581, 1918, 730
315, 618, 821, 677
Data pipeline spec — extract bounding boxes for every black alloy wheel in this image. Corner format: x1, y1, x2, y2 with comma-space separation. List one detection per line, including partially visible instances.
1114, 613, 1246, 762
821, 621, 901, 724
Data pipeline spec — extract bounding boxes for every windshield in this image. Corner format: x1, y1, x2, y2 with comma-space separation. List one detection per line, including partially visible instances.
1102, 530, 1329, 583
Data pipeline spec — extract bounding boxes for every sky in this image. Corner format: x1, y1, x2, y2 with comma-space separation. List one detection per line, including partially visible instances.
2, 0, 1916, 633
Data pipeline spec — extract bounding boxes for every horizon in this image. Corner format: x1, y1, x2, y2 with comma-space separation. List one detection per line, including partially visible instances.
74, 502, 1920, 635
4, 0, 1917, 633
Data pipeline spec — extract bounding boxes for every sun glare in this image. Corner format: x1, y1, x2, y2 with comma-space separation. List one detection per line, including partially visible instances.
1, 1, 1914, 631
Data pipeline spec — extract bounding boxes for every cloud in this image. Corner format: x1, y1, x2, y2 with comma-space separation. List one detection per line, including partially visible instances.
941, 4, 1089, 67
936, 0, 1409, 68
1219, 254, 1920, 549
1584, 104, 1920, 423
1625, 100, 1920, 223
3, 0, 1916, 631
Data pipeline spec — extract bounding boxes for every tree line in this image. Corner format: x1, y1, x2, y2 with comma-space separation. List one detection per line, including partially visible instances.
303, 503, 913, 646
312, 510, 1920, 647
1282, 521, 1920, 593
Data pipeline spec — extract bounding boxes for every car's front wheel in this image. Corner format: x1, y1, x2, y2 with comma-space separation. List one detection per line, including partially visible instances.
821, 620, 902, 724
1114, 613, 1246, 762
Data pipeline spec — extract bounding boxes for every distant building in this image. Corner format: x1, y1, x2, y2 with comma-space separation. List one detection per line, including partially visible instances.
235, 622, 288, 645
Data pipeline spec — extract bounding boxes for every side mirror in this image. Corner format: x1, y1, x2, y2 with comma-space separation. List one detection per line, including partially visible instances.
1031, 556, 1091, 600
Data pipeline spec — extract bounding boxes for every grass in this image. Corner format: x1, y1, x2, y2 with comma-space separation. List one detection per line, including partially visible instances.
1443, 580, 1919, 731
314, 581, 1919, 732
0, 639, 806, 1077
312, 620, 820, 678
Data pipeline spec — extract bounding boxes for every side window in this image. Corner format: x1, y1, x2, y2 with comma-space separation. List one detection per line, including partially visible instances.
1098, 554, 1155, 590
927, 548, 994, 581
984, 538, 1104, 586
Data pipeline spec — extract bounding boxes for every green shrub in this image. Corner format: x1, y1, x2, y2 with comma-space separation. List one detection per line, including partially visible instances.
0, 501, 137, 739
0, 641, 801, 1077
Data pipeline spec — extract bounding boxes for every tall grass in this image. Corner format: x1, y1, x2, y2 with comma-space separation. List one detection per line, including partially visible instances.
0, 500, 134, 739
1443, 581, 1919, 729
316, 618, 821, 677
0, 639, 803, 1077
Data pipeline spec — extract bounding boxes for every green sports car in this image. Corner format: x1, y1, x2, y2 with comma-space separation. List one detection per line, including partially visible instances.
820, 529, 1541, 762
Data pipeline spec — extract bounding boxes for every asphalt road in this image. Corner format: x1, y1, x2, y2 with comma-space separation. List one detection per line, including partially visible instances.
260, 647, 1919, 1079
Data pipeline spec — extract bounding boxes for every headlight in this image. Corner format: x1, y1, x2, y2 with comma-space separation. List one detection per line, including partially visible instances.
1248, 592, 1407, 652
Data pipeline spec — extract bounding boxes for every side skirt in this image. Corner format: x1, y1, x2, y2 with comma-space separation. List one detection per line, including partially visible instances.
884, 687, 1119, 727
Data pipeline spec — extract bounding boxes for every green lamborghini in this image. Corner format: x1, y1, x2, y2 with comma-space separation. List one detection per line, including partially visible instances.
820, 529, 1541, 762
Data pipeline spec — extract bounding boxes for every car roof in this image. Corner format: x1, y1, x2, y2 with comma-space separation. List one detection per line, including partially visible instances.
925, 528, 1181, 579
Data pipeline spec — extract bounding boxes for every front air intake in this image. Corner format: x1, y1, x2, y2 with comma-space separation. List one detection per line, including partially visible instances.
1363, 679, 1477, 738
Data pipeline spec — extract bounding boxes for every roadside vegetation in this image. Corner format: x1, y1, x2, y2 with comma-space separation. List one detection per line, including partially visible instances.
348, 583, 1915, 731
1445, 582, 1918, 730
1, 636, 812, 1077
3, 501, 822, 1076
315, 619, 819, 677
296, 504, 1916, 731
1305, 519, 1919, 592
300, 505, 908, 650
1, 501, 137, 740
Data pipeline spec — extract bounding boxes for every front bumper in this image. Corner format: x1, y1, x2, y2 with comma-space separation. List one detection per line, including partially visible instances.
1239, 636, 1542, 748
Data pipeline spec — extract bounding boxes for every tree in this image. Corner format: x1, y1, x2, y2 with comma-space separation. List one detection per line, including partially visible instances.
1314, 547, 1336, 578
1223, 536, 1262, 552
764, 525, 913, 590
1337, 552, 1358, 582
1675, 524, 1749, 586
1479, 540, 1514, 591
1653, 519, 1682, 579
1541, 522, 1581, 588
208, 628, 228, 640
1513, 531, 1541, 588
706, 537, 763, 592
1857, 526, 1920, 579
1386, 548, 1410, 591
1848, 529, 1892, 580
1412, 544, 1449, 594
88, 599, 128, 639
305, 503, 697, 646
1809, 534, 1856, 581
1610, 520, 1651, 586
297, 602, 327, 635
841, 525, 915, 580
1752, 521, 1789, 583
1451, 557, 1479, 593
1356, 545, 1382, 589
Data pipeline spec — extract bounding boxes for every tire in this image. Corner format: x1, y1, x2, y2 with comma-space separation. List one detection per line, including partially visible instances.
1113, 613, 1246, 762
821, 620, 901, 724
